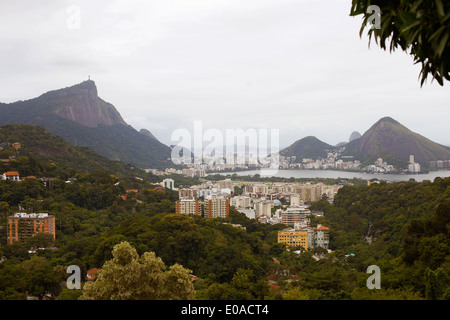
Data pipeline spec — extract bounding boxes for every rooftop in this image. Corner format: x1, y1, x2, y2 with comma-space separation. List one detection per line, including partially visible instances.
4, 171, 19, 176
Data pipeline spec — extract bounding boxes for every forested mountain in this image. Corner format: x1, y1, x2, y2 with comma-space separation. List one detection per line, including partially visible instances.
308, 177, 450, 300
281, 117, 450, 168
343, 117, 450, 167
0, 81, 172, 169
280, 136, 335, 161
0, 121, 448, 301
1, 131, 448, 300
0, 124, 159, 182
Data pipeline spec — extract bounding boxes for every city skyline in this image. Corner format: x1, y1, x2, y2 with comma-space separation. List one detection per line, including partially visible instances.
1, 1, 449, 149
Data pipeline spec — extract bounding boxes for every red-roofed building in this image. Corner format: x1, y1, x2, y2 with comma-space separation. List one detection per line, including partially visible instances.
314, 226, 330, 231
86, 268, 99, 281
2, 171, 20, 181
313, 224, 330, 249
268, 283, 281, 290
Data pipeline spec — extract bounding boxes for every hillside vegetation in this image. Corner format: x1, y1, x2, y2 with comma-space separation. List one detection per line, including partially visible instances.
0, 124, 159, 182
0, 126, 448, 300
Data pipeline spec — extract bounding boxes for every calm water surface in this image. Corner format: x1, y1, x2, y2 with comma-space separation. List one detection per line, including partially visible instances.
209, 169, 450, 182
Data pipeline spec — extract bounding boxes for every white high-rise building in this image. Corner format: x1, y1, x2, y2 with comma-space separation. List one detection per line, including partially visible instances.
408, 155, 421, 173
290, 193, 301, 207
162, 178, 175, 190
230, 196, 252, 209
254, 200, 273, 217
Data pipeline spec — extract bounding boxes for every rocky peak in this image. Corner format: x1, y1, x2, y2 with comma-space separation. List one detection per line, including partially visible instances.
44, 80, 127, 128
349, 131, 362, 142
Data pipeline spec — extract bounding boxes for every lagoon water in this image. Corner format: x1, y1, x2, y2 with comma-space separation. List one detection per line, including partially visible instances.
209, 169, 450, 182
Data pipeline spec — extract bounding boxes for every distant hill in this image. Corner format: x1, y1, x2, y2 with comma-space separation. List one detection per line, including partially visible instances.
0, 81, 172, 169
349, 131, 361, 142
342, 117, 450, 167
280, 136, 335, 161
0, 124, 160, 181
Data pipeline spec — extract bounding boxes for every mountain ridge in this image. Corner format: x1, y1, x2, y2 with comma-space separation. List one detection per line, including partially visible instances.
281, 116, 450, 168
342, 116, 450, 167
0, 80, 172, 169
0, 123, 160, 181
280, 136, 335, 160
38, 80, 128, 127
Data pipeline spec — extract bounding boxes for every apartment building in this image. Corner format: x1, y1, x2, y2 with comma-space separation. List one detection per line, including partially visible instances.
178, 188, 197, 200
230, 196, 252, 209
162, 178, 175, 190
290, 193, 301, 206
278, 224, 329, 250
176, 199, 200, 215
254, 200, 273, 217
205, 198, 229, 219
7, 213, 56, 245
176, 198, 229, 219
277, 228, 310, 250
218, 179, 233, 190
281, 205, 311, 226
314, 225, 330, 250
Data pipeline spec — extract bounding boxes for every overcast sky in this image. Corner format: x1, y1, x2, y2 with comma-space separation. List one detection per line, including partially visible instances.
1, 0, 449, 149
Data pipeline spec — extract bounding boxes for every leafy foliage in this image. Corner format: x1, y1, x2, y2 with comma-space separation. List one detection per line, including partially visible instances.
350, 0, 450, 86
0, 130, 449, 300
0, 124, 161, 181
79, 241, 195, 300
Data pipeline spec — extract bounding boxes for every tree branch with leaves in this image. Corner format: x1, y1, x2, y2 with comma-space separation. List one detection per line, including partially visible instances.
350, 0, 450, 86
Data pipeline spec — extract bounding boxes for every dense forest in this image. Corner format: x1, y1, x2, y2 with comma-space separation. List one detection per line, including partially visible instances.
0, 126, 449, 300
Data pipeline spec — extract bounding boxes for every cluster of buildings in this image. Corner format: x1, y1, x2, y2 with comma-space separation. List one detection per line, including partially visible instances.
241, 181, 338, 203
145, 149, 437, 177
175, 179, 341, 221
176, 179, 232, 219
145, 167, 207, 178
277, 225, 330, 250
270, 194, 330, 250
273, 194, 330, 250
363, 155, 422, 174
278, 150, 361, 171
174, 178, 331, 251
407, 155, 421, 173
363, 157, 397, 173
429, 159, 450, 169
176, 197, 230, 219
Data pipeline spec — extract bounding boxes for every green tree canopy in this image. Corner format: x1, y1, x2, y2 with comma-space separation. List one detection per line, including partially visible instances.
79, 241, 195, 300
350, 0, 450, 86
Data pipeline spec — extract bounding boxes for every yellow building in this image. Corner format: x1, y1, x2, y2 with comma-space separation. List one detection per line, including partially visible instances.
277, 228, 309, 249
